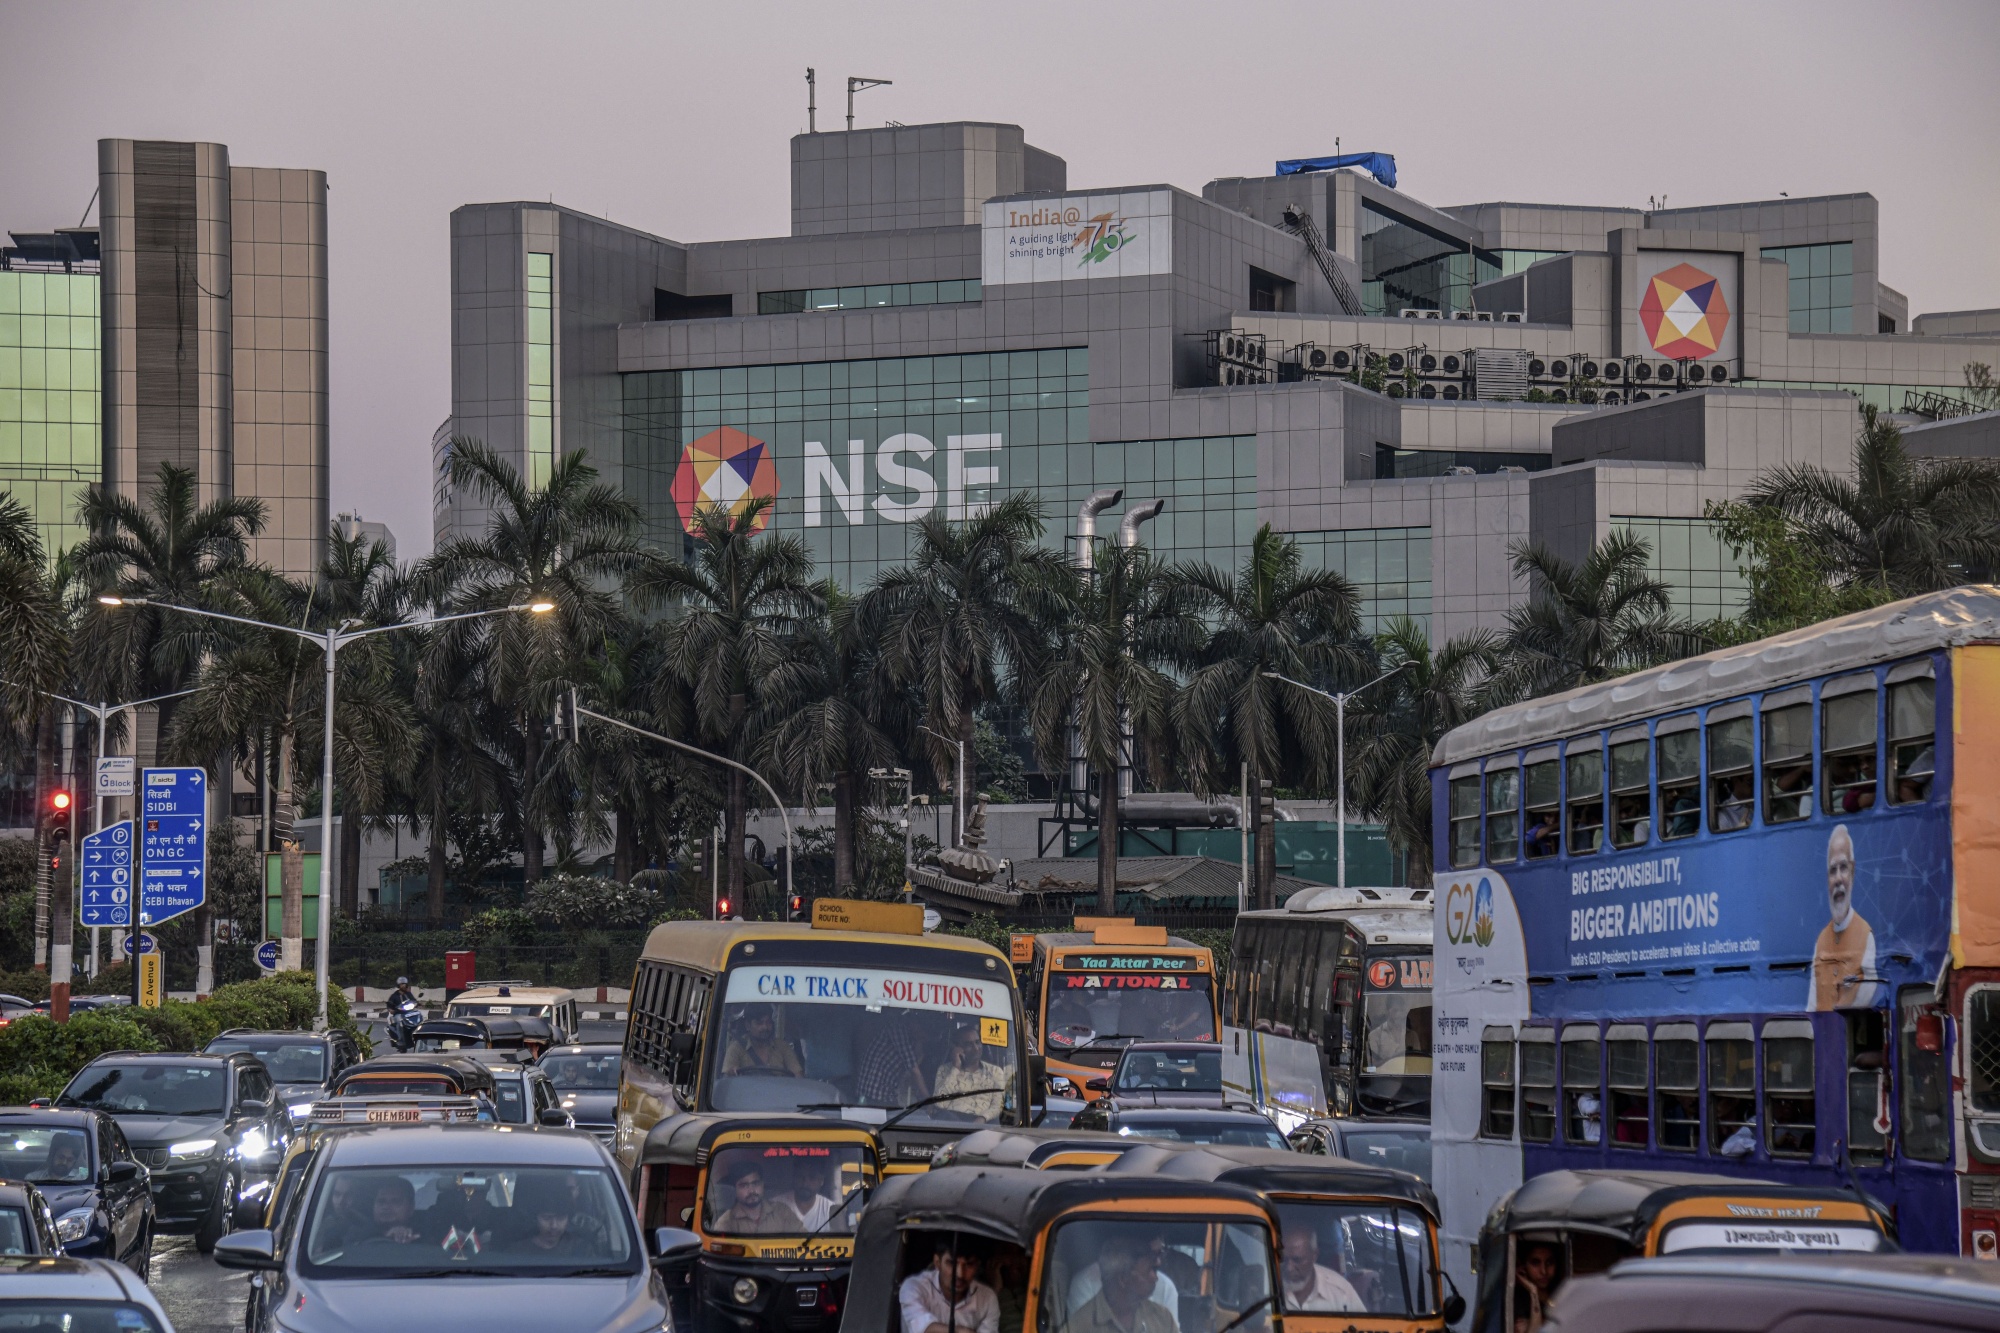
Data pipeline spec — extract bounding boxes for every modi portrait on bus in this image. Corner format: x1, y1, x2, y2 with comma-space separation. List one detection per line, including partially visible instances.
1809, 824, 1876, 1011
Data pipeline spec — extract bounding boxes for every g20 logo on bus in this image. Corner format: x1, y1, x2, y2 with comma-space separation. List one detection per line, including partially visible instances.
1444, 877, 1496, 948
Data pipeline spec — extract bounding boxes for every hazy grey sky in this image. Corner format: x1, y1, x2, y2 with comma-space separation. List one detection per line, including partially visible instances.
5, 0, 1996, 558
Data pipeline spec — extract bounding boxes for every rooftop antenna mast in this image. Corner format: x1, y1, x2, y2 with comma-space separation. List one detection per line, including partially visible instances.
847, 76, 892, 130
806, 68, 817, 133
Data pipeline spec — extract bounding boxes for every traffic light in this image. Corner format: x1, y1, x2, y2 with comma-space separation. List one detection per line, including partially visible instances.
787, 894, 805, 922
1256, 779, 1275, 826
688, 839, 704, 879
716, 895, 733, 921
48, 789, 73, 842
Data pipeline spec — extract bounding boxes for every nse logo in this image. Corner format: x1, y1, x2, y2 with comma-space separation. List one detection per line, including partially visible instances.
1444, 877, 1496, 948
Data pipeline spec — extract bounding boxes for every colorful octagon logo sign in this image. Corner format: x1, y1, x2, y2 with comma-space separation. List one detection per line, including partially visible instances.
671, 426, 778, 532
1640, 262, 1731, 359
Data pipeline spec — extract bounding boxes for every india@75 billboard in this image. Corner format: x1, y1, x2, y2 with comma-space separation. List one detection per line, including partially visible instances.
982, 190, 1174, 286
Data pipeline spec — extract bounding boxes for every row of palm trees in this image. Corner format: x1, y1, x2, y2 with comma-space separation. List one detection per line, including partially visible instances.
5, 406, 1996, 952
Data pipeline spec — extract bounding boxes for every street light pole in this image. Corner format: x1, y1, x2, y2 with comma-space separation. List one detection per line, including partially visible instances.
919, 725, 965, 847
99, 596, 551, 1026
1262, 664, 1411, 890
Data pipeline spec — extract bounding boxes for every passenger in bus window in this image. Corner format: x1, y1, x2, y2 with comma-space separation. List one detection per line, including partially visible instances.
1712, 774, 1752, 831
1809, 824, 1877, 1011
1523, 809, 1560, 858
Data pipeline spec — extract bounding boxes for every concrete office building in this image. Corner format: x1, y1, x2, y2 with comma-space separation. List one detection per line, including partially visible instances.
438, 120, 2000, 640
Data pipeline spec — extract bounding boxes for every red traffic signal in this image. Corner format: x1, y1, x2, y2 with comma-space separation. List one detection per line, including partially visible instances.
48, 790, 74, 841
50, 791, 72, 812
716, 896, 733, 921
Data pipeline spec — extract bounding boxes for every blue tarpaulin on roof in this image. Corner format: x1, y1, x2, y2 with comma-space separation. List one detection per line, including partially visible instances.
1274, 152, 1397, 189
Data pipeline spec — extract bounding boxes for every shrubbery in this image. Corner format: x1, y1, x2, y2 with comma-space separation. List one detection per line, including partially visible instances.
0, 972, 369, 1104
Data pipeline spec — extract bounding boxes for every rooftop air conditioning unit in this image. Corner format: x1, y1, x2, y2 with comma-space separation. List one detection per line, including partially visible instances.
1446, 465, 1477, 476
1400, 308, 1444, 320
1497, 465, 1528, 473
1709, 364, 1729, 383
1500, 312, 1526, 323
1295, 343, 1331, 372
1450, 310, 1476, 321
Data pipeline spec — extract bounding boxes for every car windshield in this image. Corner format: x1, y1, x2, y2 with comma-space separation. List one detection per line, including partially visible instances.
1269, 1199, 1437, 1317
1045, 976, 1215, 1052
703, 1143, 874, 1237
451, 1002, 554, 1020
206, 1037, 328, 1084
706, 964, 1019, 1127
1118, 1117, 1288, 1150
1041, 1216, 1274, 1333
1336, 1129, 1431, 1182
540, 1052, 619, 1091
301, 1165, 637, 1277
0, 1127, 92, 1183
0, 1303, 165, 1332
0, 1206, 35, 1255
1114, 1049, 1221, 1093
414, 1034, 488, 1052
61, 1063, 226, 1116
1360, 992, 1432, 1076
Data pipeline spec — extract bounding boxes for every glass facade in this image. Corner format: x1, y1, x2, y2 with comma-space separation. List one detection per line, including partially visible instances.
1375, 446, 1549, 479
1761, 242, 1853, 334
526, 252, 554, 488
1361, 200, 1500, 316
1614, 516, 1749, 622
758, 279, 981, 315
1735, 378, 1981, 416
0, 269, 100, 558
1291, 527, 1432, 634
1494, 250, 1566, 278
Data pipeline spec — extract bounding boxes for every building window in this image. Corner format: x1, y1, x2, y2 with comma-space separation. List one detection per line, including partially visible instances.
1609, 737, 1651, 849
1523, 759, 1559, 859
1822, 684, 1878, 815
1888, 677, 1936, 804
1707, 1026, 1756, 1154
1375, 447, 1549, 479
1481, 1031, 1515, 1140
1606, 1026, 1648, 1148
1494, 250, 1565, 278
1565, 747, 1604, 856
1486, 767, 1519, 863
526, 252, 554, 489
1293, 527, 1431, 634
1708, 712, 1753, 832
1519, 1032, 1556, 1144
1360, 199, 1498, 316
1658, 721, 1700, 840
1613, 518, 1750, 622
758, 279, 981, 315
1762, 701, 1813, 823
1563, 1028, 1603, 1145
0, 268, 101, 559
1762, 242, 1853, 334
1448, 775, 1481, 869
1248, 267, 1295, 313
1762, 1023, 1815, 1159
1654, 1026, 1700, 1152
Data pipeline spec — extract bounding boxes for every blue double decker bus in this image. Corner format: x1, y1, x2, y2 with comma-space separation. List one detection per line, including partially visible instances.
1428, 587, 2000, 1296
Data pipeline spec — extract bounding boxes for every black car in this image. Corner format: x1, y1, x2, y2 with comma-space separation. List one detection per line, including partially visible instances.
0, 1181, 63, 1256
205, 1028, 364, 1130
1286, 1116, 1431, 1182
1089, 1042, 1225, 1107
55, 1050, 292, 1252
0, 1108, 155, 1275
1068, 1101, 1291, 1149
536, 1044, 621, 1143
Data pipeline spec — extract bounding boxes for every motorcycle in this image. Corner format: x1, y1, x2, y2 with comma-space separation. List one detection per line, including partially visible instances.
387, 991, 424, 1052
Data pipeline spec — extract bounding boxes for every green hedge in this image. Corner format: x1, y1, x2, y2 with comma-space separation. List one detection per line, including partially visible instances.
0, 972, 370, 1105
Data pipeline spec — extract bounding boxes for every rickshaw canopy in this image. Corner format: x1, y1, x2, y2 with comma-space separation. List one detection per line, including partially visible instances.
1481, 1170, 1886, 1248
641, 1110, 882, 1167
1103, 1142, 1441, 1220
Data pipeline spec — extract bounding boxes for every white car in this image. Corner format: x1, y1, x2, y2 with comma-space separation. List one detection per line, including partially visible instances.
0, 1253, 178, 1332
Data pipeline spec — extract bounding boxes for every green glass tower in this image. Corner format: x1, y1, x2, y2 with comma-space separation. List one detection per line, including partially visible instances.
0, 235, 100, 560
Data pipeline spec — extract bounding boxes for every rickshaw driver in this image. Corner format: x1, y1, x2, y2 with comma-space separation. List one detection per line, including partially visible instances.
1070, 1233, 1178, 1333
1278, 1228, 1363, 1314
899, 1239, 1000, 1333
722, 1004, 804, 1077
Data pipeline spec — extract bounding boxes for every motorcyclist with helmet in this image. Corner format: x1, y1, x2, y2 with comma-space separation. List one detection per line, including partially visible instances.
388, 976, 424, 1052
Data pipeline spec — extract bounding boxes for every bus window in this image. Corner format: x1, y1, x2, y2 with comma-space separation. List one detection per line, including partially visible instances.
1888, 677, 1936, 804
1844, 1009, 1887, 1165
1523, 757, 1560, 858
1449, 774, 1481, 868
1562, 1028, 1602, 1145
1822, 683, 1878, 814
1899, 987, 1949, 1162
1654, 1024, 1699, 1152
1565, 747, 1604, 856
1519, 1032, 1556, 1144
1273, 927, 1308, 1035
1481, 1029, 1515, 1139
1609, 737, 1651, 848
1967, 988, 2000, 1121
1762, 701, 1814, 823
1605, 1025, 1648, 1148
1707, 1025, 1756, 1155
1486, 767, 1520, 863
1658, 721, 1700, 840
1762, 1021, 1815, 1158
1361, 978, 1431, 1076
1708, 712, 1754, 833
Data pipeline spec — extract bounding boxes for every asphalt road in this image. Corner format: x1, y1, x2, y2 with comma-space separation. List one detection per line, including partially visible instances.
152, 1233, 254, 1333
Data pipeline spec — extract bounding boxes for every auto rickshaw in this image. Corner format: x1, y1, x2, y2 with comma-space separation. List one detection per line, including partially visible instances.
327, 1052, 499, 1101
632, 1112, 883, 1333
409, 1015, 536, 1055
846, 1167, 1285, 1333
1103, 1143, 1460, 1332
1472, 1170, 1896, 1333
931, 1126, 1153, 1171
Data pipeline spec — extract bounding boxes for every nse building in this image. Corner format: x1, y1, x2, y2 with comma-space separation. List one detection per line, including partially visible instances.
436, 120, 2000, 634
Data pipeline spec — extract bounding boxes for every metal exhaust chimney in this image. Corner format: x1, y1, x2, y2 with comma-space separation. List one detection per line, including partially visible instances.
1119, 499, 1165, 547
1075, 488, 1123, 569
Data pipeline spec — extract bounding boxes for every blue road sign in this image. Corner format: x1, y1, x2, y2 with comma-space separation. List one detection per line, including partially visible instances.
255, 940, 281, 972
79, 820, 134, 928
138, 767, 207, 926
121, 932, 159, 956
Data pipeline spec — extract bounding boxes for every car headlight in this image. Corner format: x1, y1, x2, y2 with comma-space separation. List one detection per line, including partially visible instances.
168, 1138, 218, 1159
287, 1101, 314, 1121
54, 1208, 94, 1242
237, 1128, 270, 1160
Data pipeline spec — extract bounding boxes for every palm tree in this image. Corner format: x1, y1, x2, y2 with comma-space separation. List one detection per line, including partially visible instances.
1173, 525, 1364, 908
1028, 543, 1204, 913
1346, 618, 1502, 886
865, 493, 1070, 830
1739, 404, 2000, 596
1495, 530, 1708, 702
0, 494, 68, 735
415, 441, 646, 882
634, 497, 818, 906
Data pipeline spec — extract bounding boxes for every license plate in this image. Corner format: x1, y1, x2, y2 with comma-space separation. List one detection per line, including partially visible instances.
366, 1108, 423, 1123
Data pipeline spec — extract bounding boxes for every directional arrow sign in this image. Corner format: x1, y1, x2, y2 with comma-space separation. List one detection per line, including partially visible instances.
79, 820, 135, 928
138, 767, 208, 926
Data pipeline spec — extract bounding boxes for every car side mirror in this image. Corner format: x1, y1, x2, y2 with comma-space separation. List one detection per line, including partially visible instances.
667, 1032, 696, 1057
107, 1161, 143, 1184
27, 1098, 51, 1109
650, 1226, 702, 1267
1442, 1293, 1466, 1324
1086, 1077, 1111, 1093
538, 1108, 574, 1128
212, 1229, 282, 1271
238, 1099, 270, 1115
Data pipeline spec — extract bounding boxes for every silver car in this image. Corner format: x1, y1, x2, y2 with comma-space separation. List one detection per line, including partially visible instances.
0, 1253, 178, 1332
214, 1123, 694, 1333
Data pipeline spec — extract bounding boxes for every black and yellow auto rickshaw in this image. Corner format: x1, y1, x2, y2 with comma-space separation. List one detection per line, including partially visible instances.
1472, 1170, 1896, 1333
846, 1167, 1285, 1333
632, 1112, 882, 1333
1102, 1143, 1460, 1332
930, 1126, 1153, 1172
327, 1052, 499, 1101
